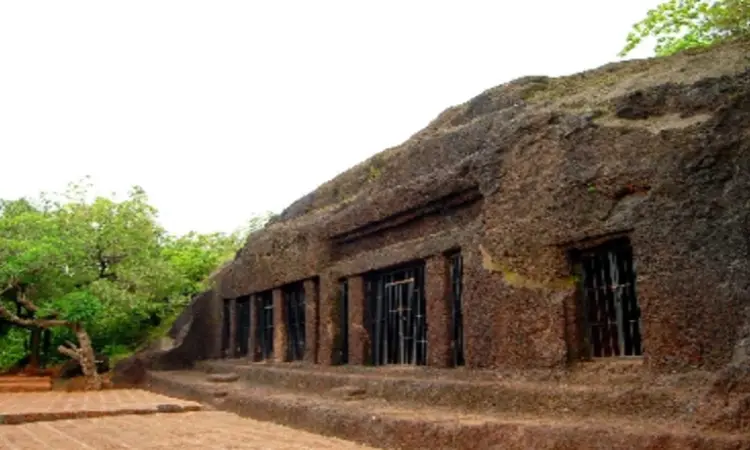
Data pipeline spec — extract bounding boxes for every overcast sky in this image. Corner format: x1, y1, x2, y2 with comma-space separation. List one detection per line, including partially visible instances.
1, 1, 661, 235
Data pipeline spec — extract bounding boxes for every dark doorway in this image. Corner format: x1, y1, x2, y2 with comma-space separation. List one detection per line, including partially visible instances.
235, 296, 251, 357
221, 299, 231, 358
365, 262, 427, 366
284, 283, 306, 361
338, 279, 349, 365
573, 237, 643, 358
448, 252, 465, 367
256, 291, 274, 360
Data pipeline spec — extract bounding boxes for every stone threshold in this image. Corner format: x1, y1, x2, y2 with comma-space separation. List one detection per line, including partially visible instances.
144, 370, 749, 450
198, 359, 694, 422
0, 403, 202, 425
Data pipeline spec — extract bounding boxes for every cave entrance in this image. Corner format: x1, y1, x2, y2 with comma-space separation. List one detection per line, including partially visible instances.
572, 237, 643, 358
366, 262, 427, 366
235, 296, 251, 357
256, 291, 274, 360
284, 282, 306, 361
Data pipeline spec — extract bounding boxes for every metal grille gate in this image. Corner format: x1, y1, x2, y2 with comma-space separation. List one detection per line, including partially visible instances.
284, 283, 306, 361
449, 253, 465, 366
578, 238, 643, 358
366, 263, 427, 366
256, 291, 274, 360
235, 297, 251, 357
221, 299, 231, 357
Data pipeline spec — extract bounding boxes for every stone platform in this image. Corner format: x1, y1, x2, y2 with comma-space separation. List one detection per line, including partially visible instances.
141, 359, 750, 450
0, 390, 202, 425
0, 411, 376, 449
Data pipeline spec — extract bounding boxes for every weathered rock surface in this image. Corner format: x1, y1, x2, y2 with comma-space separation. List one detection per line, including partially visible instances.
113, 290, 221, 385
128, 38, 750, 436
329, 385, 366, 400
217, 37, 750, 373
207, 373, 239, 383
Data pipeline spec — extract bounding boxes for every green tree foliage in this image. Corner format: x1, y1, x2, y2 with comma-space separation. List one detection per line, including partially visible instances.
620, 0, 750, 56
0, 179, 272, 370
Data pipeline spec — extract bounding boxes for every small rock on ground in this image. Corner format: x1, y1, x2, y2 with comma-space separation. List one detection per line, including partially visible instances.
330, 385, 366, 400
207, 373, 239, 383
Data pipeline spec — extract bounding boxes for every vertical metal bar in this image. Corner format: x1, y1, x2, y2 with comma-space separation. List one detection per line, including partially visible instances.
374, 277, 382, 366
587, 257, 599, 357
410, 272, 417, 365
599, 251, 615, 357
389, 275, 395, 364
419, 264, 426, 366
631, 254, 643, 355
609, 250, 626, 356
399, 276, 405, 365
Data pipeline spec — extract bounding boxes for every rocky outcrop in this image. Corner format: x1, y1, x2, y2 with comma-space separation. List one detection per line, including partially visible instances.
125, 39, 750, 384
211, 38, 750, 373
113, 290, 221, 385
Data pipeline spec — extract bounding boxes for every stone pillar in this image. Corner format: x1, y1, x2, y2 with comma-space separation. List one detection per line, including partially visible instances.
273, 288, 289, 362
248, 295, 258, 362
209, 291, 223, 359
426, 255, 452, 368
303, 279, 320, 364
317, 274, 337, 365
228, 298, 237, 358
347, 275, 370, 365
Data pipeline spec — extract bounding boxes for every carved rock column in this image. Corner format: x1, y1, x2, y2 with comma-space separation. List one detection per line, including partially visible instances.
303, 279, 319, 363
426, 255, 452, 368
228, 298, 237, 358
209, 291, 223, 359
347, 275, 370, 365
248, 295, 258, 361
317, 273, 337, 365
273, 288, 289, 362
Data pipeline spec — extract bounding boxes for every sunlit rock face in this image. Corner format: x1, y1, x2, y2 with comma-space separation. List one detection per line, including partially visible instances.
131, 39, 750, 377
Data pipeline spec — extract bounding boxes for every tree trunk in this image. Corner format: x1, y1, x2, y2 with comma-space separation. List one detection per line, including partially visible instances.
29, 328, 41, 370
58, 325, 101, 390
75, 326, 101, 390
42, 329, 51, 368
0, 285, 102, 390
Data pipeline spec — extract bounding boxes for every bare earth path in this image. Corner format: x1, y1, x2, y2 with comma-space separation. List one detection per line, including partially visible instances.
0, 391, 377, 449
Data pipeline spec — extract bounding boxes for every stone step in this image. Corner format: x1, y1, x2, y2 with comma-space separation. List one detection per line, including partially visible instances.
0, 376, 52, 384
0, 376, 52, 393
0, 390, 203, 425
196, 360, 698, 423
0, 384, 51, 393
145, 370, 749, 450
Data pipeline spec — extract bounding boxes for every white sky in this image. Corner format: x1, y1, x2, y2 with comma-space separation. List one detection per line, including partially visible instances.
0, 1, 661, 235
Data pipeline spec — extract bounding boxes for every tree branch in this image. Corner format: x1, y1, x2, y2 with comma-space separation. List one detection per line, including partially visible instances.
57, 344, 82, 362
0, 303, 70, 329
16, 291, 39, 313
0, 285, 12, 298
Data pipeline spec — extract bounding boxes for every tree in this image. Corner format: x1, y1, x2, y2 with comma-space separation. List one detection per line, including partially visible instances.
0, 179, 276, 385
0, 180, 175, 388
620, 0, 750, 57
0, 196, 101, 388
